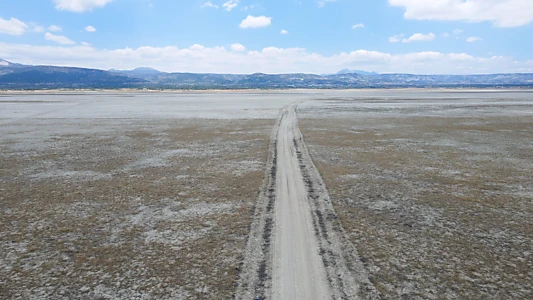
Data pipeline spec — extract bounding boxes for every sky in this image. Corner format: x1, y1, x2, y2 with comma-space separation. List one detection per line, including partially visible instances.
1, 0, 533, 74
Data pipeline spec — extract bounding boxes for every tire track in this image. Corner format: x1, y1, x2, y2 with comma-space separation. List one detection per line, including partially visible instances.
270, 103, 330, 300
236, 103, 379, 300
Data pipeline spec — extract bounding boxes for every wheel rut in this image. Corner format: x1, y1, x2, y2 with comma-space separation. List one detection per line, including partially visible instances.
236, 103, 380, 300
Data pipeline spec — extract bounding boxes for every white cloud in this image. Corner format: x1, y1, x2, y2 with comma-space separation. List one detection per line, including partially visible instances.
442, 32, 450, 38
239, 16, 272, 29
280, 29, 289, 34
189, 44, 205, 51
352, 23, 365, 29
466, 36, 483, 42
85, 25, 96, 32
0, 18, 28, 35
49, 25, 62, 32
402, 33, 435, 43
1, 42, 529, 74
54, 0, 114, 13
44, 32, 76, 45
389, 0, 533, 27
223, 0, 239, 11
81, 42, 91, 46
453, 29, 463, 35
389, 34, 404, 43
201, 1, 219, 9
231, 43, 246, 52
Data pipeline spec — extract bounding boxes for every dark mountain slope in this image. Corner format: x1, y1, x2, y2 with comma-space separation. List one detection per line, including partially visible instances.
0, 63, 146, 89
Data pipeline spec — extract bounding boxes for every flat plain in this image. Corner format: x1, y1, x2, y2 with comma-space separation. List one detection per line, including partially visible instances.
299, 90, 533, 299
1, 90, 532, 299
0, 91, 303, 299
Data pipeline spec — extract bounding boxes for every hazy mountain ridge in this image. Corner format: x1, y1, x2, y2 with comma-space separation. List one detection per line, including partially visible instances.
336, 69, 379, 76
0, 61, 146, 89
1, 59, 533, 89
109, 67, 163, 78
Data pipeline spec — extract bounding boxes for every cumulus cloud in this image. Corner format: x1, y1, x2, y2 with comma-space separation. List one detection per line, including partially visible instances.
352, 23, 365, 29
0, 42, 529, 74
201, 1, 219, 9
54, 0, 114, 13
280, 29, 289, 34
0, 18, 28, 35
48, 25, 62, 32
85, 25, 96, 32
389, 0, 533, 27
466, 36, 483, 42
231, 43, 246, 52
223, 0, 239, 11
44, 32, 76, 45
402, 33, 435, 43
239, 16, 272, 29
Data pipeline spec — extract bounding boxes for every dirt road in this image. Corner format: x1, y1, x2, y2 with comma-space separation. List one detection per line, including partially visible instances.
271, 103, 330, 299
236, 103, 378, 300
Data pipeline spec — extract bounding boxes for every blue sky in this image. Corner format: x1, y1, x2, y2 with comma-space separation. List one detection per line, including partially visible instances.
0, 0, 532, 74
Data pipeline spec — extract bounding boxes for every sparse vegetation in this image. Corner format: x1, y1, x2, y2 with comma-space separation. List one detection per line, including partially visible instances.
298, 98, 533, 299
0, 118, 272, 299
2, 91, 532, 299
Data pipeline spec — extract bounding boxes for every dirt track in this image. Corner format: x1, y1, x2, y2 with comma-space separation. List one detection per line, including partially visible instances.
271, 103, 330, 299
236, 103, 378, 300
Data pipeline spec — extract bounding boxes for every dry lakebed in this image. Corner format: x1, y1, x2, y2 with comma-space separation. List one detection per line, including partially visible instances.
1, 90, 532, 299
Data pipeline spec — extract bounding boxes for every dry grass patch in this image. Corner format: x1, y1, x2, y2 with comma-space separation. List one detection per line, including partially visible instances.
1, 118, 272, 299
299, 109, 533, 299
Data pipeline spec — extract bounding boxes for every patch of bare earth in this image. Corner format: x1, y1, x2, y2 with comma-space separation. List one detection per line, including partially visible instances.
298, 101, 533, 299
0, 118, 271, 299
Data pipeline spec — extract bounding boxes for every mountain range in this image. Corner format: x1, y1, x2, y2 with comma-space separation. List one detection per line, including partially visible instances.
1, 59, 533, 90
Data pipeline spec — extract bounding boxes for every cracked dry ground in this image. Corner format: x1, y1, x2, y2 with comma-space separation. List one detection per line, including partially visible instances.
299, 102, 533, 299
0, 118, 272, 299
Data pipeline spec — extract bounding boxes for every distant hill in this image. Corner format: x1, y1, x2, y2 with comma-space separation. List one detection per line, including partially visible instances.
109, 67, 164, 78
1, 59, 533, 89
0, 60, 146, 89
336, 69, 379, 76
0, 59, 26, 75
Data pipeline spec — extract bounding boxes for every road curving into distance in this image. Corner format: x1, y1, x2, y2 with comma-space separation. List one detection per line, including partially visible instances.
236, 102, 380, 300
